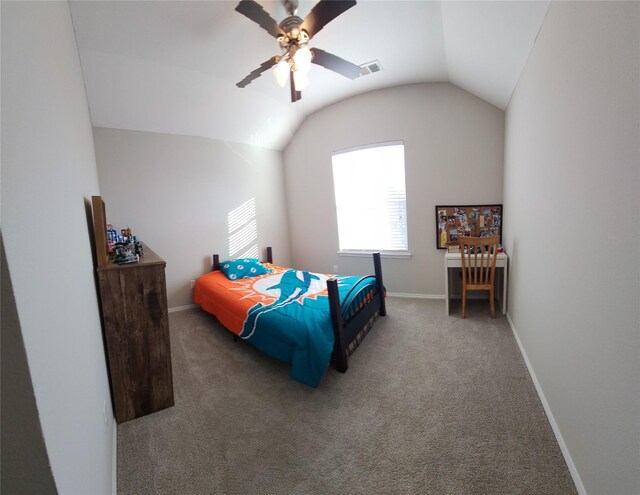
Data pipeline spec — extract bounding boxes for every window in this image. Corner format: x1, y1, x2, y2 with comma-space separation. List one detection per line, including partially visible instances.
331, 142, 408, 253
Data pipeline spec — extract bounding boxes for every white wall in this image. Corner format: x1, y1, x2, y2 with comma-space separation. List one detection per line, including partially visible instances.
1, 238, 58, 494
1, 2, 115, 493
503, 2, 640, 494
283, 83, 504, 294
93, 128, 291, 308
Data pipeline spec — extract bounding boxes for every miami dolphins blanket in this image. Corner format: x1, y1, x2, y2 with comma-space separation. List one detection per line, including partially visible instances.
194, 263, 365, 387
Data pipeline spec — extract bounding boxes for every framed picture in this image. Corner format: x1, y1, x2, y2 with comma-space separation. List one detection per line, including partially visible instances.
435, 204, 502, 249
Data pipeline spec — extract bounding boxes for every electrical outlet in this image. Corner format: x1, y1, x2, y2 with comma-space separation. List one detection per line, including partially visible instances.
190, 279, 196, 289
332, 265, 339, 273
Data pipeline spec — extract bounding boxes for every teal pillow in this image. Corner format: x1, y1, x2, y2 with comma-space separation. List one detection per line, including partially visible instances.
220, 258, 271, 280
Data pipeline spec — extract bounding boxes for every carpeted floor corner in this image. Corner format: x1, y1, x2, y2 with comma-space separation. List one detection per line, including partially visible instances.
117, 297, 577, 494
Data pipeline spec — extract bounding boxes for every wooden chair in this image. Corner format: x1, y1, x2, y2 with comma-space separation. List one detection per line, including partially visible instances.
459, 236, 500, 319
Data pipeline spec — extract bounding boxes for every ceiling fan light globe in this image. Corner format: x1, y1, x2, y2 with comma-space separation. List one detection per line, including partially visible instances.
294, 46, 312, 64
294, 46, 312, 74
297, 62, 312, 75
293, 71, 310, 91
273, 59, 290, 87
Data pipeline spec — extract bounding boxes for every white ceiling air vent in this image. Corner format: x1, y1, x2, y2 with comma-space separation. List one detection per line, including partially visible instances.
359, 60, 383, 77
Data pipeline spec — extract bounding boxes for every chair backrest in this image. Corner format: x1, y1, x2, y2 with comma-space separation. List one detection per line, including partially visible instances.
459, 236, 500, 287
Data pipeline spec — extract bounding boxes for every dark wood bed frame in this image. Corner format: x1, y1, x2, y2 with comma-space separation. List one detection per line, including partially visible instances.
211, 247, 386, 373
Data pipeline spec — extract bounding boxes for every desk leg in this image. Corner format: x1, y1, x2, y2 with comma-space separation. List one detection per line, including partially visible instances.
502, 263, 508, 315
444, 264, 450, 315
495, 268, 502, 314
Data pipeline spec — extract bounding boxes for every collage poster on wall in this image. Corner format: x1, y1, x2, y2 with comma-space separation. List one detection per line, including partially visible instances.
435, 204, 503, 249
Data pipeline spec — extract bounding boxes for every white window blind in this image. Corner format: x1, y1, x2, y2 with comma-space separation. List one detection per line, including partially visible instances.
331, 142, 408, 252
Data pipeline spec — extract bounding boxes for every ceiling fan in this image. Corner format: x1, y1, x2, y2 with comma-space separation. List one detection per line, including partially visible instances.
235, 0, 362, 102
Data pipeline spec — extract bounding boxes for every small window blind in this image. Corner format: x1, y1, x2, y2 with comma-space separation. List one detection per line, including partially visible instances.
331, 142, 408, 252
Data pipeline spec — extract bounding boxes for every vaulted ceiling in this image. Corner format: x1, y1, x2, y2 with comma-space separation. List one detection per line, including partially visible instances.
69, 1, 549, 151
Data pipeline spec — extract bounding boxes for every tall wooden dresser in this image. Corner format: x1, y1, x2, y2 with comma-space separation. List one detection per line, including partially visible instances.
96, 243, 174, 423
97, 243, 174, 423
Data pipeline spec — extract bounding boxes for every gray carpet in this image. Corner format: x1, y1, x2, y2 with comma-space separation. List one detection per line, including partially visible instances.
117, 297, 577, 495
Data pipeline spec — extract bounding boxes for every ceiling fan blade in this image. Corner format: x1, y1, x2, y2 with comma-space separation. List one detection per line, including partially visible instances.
235, 0, 284, 39
311, 48, 360, 79
236, 57, 278, 88
301, 0, 356, 39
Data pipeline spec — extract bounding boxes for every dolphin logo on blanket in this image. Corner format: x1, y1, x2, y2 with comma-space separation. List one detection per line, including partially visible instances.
240, 270, 321, 339
267, 270, 320, 303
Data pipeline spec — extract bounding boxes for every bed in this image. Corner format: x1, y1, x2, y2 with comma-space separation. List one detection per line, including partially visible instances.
193, 247, 386, 387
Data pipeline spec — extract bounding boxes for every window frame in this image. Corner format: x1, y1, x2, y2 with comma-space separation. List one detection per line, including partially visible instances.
331, 140, 411, 258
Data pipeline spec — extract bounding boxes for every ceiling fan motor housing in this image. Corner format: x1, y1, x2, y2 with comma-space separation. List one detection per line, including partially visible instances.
278, 16, 309, 48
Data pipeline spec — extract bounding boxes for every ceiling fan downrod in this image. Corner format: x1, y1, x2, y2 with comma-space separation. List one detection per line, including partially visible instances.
283, 0, 299, 16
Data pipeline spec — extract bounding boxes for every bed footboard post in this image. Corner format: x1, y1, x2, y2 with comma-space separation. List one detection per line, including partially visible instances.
327, 278, 348, 373
373, 252, 386, 317
266, 246, 273, 264
213, 254, 220, 271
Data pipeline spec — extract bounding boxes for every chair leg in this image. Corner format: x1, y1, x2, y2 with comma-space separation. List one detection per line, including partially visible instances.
489, 287, 495, 319
461, 287, 466, 319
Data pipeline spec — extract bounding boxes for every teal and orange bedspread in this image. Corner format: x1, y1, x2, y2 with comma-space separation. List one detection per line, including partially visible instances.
194, 263, 364, 387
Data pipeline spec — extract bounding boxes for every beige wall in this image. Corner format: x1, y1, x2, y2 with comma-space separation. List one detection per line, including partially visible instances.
503, 2, 640, 493
1, 2, 115, 492
283, 82, 505, 294
93, 128, 291, 308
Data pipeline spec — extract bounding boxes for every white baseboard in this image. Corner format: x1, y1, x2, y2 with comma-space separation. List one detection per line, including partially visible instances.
386, 292, 444, 299
385, 293, 490, 301
506, 313, 587, 495
168, 304, 198, 313
112, 420, 117, 495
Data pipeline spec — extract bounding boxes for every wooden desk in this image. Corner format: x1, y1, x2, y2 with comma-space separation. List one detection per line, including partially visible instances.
444, 251, 508, 315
